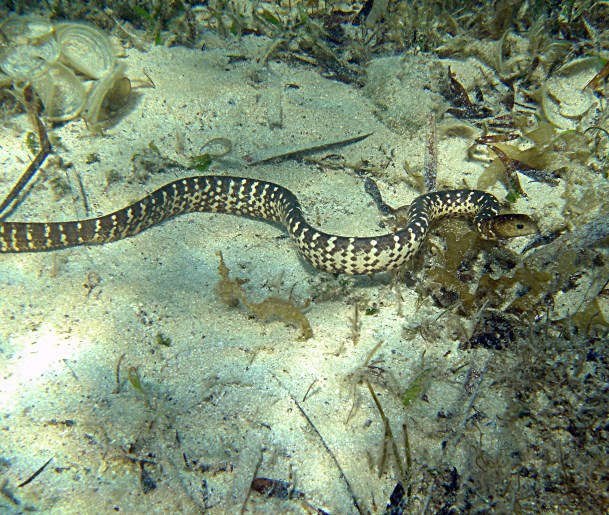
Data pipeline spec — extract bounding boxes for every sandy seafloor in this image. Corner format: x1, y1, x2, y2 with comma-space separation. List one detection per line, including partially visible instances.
0, 35, 606, 513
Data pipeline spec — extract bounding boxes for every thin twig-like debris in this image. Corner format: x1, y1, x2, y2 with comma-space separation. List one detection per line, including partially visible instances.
584, 61, 609, 90
238, 450, 263, 515
274, 378, 363, 514
402, 423, 412, 471
245, 133, 372, 165
113, 353, 126, 394
452, 354, 492, 447
349, 302, 361, 346
17, 457, 53, 488
0, 85, 52, 218
366, 380, 408, 485
364, 340, 384, 367
74, 172, 90, 216
302, 379, 318, 402
424, 113, 438, 192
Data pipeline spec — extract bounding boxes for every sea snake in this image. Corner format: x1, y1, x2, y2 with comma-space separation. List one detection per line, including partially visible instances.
0, 175, 537, 275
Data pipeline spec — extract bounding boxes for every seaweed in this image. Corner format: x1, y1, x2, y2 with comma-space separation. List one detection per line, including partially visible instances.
523, 213, 609, 329
215, 251, 312, 340
423, 223, 485, 313
49, 175, 71, 200
155, 332, 172, 347
132, 4, 164, 45
401, 367, 432, 407
103, 169, 123, 192
419, 213, 555, 319
127, 366, 145, 396
309, 273, 354, 303
366, 380, 411, 491
215, 250, 248, 307
84, 270, 101, 298
187, 153, 212, 172
0, 85, 51, 218
24, 131, 38, 155
246, 296, 313, 341
488, 145, 528, 199
421, 197, 604, 330
495, 317, 609, 512
444, 66, 493, 120
477, 265, 552, 313
570, 297, 609, 332
129, 142, 183, 183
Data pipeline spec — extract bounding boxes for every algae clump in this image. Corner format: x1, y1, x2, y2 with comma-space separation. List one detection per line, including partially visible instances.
215, 251, 312, 340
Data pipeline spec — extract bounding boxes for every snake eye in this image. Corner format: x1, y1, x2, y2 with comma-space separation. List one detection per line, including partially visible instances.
516, 223, 524, 229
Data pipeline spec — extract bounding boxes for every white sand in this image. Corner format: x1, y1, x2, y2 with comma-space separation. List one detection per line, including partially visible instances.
0, 36, 594, 513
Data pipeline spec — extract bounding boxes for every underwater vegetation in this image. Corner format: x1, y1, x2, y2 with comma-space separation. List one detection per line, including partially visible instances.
215, 251, 313, 340
0, 15, 131, 127
191, 2, 609, 511
0, 0, 608, 513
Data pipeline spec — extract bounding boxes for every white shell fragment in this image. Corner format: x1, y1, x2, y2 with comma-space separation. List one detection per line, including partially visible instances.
0, 35, 59, 80
31, 62, 86, 121
0, 15, 54, 42
55, 23, 116, 79
0, 15, 129, 126
83, 63, 130, 126
541, 59, 598, 130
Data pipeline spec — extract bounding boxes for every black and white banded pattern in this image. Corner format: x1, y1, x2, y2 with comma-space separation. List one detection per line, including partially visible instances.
0, 176, 534, 275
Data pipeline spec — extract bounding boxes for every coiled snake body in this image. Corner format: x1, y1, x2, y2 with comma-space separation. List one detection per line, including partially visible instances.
0, 175, 536, 275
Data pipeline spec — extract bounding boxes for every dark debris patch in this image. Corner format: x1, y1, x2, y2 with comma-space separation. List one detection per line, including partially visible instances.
467, 311, 517, 350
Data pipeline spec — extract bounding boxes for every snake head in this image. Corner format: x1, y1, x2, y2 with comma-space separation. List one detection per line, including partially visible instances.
479, 214, 539, 240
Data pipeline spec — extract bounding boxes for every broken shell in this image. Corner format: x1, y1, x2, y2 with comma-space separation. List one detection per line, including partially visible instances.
100, 75, 131, 119
540, 57, 599, 129
31, 62, 86, 121
1, 15, 132, 128
55, 23, 116, 79
0, 35, 59, 79
0, 15, 54, 43
83, 62, 130, 126
555, 56, 601, 77
541, 79, 595, 130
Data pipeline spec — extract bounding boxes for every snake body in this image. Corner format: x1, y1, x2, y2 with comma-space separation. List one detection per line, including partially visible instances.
0, 175, 535, 275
